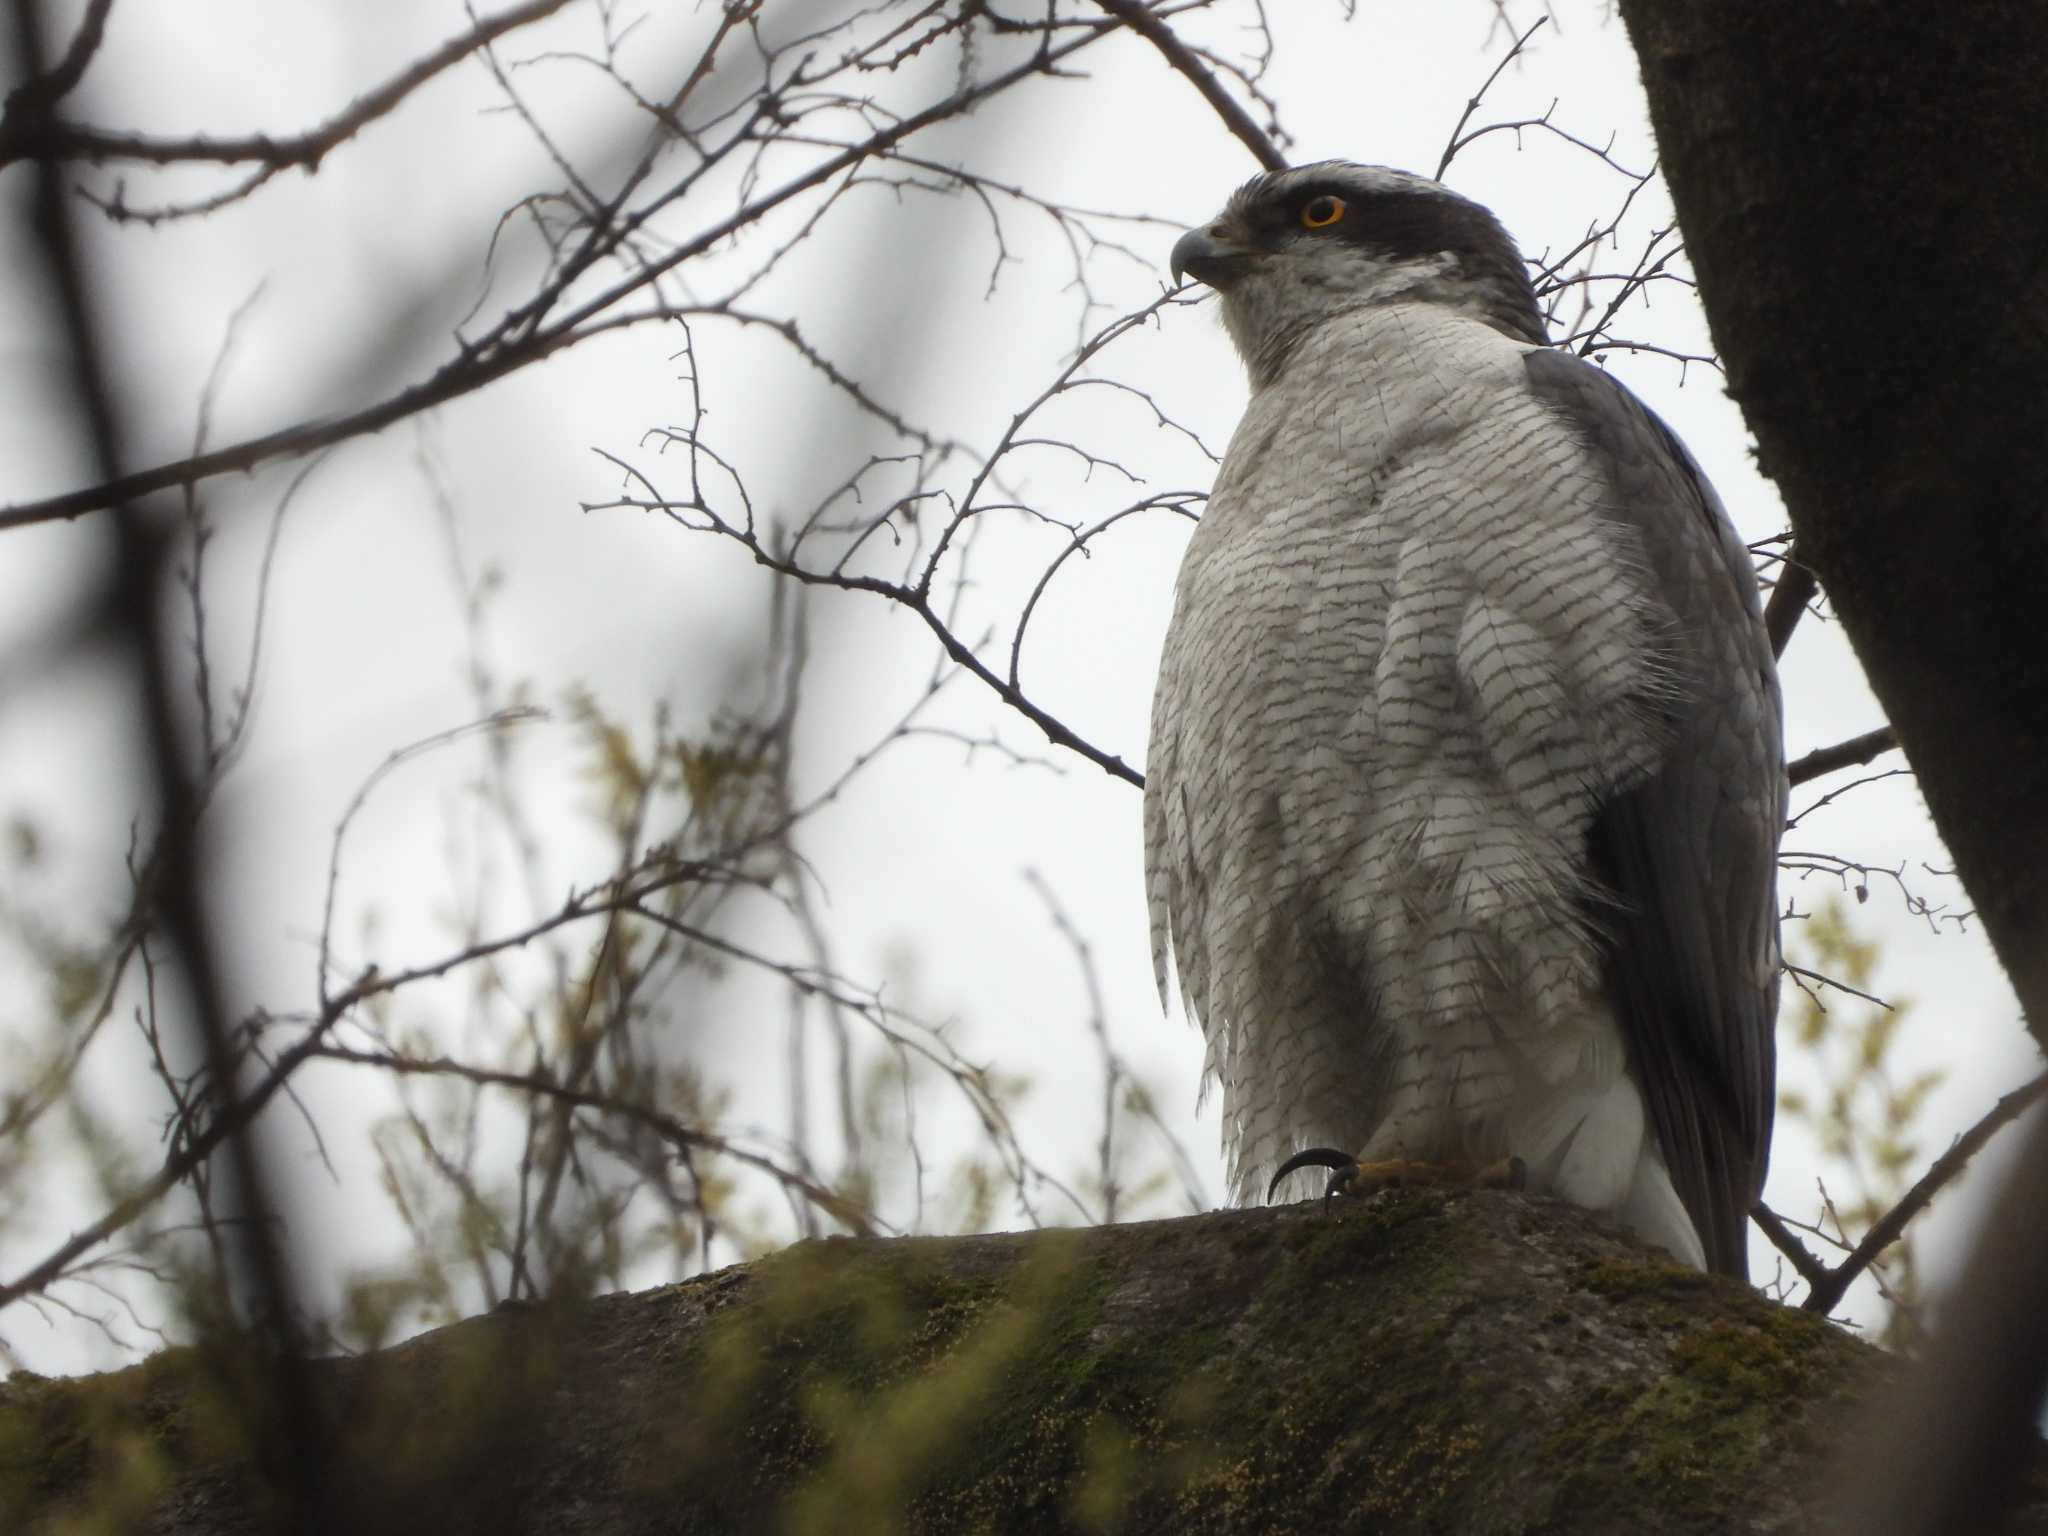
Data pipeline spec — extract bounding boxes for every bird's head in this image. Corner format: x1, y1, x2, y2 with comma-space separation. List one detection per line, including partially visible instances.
1170, 161, 1546, 386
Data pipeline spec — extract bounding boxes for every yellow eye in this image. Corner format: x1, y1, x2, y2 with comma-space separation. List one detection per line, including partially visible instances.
1301, 195, 1346, 229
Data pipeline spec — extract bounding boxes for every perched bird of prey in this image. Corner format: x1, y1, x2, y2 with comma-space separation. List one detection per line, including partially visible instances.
1146, 162, 1784, 1276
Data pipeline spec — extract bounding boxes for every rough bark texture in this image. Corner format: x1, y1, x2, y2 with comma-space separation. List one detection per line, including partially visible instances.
1614, 0, 2048, 1031
7, 1193, 2048, 1534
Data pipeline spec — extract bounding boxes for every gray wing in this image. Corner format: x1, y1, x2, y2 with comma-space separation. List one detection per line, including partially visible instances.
1524, 348, 1786, 1279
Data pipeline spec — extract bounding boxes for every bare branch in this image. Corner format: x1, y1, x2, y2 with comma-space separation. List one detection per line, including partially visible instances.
0, 0, 580, 184
1802, 1069, 2048, 1317
1093, 0, 1285, 171
1751, 1200, 1832, 1291
0, 306, 673, 530
0, 16, 1120, 532
1788, 725, 1900, 788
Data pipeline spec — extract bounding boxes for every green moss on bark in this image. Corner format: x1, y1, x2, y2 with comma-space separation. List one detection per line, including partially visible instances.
2, 1191, 2020, 1535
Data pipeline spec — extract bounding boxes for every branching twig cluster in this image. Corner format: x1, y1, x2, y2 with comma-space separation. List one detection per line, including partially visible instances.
0, 0, 1268, 1363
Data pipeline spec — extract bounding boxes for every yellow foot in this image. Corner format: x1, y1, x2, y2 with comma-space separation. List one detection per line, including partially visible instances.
1264, 1148, 1527, 1206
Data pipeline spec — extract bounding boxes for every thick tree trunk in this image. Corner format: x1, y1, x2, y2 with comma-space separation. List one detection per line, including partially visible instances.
1616, 10, 2048, 1528
10, 1192, 2043, 1535
1614, 0, 2048, 1032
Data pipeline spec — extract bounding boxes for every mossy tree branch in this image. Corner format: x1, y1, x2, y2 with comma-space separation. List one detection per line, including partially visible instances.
11, 1192, 2034, 1535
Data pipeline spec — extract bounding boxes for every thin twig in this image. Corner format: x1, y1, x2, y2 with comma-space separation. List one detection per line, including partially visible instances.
1788, 767, 1914, 832
1783, 962, 1894, 1013
1435, 17, 1548, 180
310, 1044, 886, 1237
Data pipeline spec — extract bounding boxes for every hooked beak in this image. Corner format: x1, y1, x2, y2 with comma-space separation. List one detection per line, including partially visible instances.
1170, 224, 1257, 289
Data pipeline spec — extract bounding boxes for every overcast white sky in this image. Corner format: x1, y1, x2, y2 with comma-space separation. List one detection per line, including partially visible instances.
1, 0, 2035, 1376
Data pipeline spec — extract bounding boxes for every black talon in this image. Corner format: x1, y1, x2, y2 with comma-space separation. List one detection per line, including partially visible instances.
1266, 1146, 1358, 1204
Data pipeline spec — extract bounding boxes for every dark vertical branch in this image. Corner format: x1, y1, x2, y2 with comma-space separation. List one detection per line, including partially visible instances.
7, 0, 327, 1525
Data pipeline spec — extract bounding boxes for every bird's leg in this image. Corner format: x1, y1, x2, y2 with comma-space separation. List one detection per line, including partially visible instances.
1265, 1147, 1527, 1208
